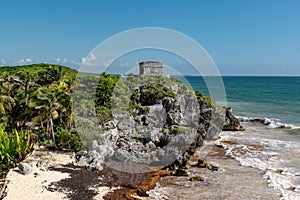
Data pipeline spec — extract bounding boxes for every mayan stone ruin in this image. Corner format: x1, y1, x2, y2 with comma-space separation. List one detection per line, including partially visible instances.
139, 61, 163, 76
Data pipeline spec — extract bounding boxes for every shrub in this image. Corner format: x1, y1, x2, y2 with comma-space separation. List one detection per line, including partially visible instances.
55, 125, 82, 152
140, 83, 174, 106
194, 90, 203, 98
0, 125, 34, 170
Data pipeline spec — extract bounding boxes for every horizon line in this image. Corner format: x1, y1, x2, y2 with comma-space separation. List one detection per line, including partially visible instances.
1, 63, 300, 77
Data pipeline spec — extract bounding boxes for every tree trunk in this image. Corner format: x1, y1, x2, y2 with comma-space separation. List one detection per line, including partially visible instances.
50, 117, 56, 146
25, 83, 29, 107
67, 114, 72, 130
46, 119, 50, 137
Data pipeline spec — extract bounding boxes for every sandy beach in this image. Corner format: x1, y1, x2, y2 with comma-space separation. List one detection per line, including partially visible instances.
2, 135, 284, 200
2, 147, 118, 200
2, 145, 156, 200
3, 147, 73, 200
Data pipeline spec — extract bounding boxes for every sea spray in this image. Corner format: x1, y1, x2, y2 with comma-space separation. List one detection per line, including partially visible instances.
237, 116, 300, 129
217, 122, 300, 200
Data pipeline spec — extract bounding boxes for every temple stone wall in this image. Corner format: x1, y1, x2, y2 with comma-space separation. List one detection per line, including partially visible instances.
139, 61, 163, 76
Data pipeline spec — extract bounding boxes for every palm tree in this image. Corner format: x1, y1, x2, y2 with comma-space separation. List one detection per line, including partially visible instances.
16, 70, 38, 107
0, 95, 15, 114
29, 85, 63, 144
0, 73, 16, 115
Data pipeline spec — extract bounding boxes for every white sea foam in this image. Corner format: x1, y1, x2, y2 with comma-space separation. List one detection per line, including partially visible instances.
264, 170, 300, 200
236, 116, 300, 129
218, 125, 300, 200
264, 118, 300, 129
236, 116, 264, 122
147, 182, 170, 200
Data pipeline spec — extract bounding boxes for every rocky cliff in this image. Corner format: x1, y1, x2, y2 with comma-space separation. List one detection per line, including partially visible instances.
77, 76, 243, 172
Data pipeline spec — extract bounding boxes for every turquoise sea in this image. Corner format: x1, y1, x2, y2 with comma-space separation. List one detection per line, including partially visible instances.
186, 76, 300, 127
186, 76, 300, 199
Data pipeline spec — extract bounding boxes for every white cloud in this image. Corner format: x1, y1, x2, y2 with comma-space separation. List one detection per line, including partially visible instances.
1, 59, 6, 65
17, 58, 33, 65
63, 58, 68, 63
81, 53, 116, 68
53, 58, 80, 67
1, 57, 81, 68
81, 53, 98, 66
55, 57, 68, 64
90, 53, 97, 61
55, 58, 61, 63
70, 60, 81, 66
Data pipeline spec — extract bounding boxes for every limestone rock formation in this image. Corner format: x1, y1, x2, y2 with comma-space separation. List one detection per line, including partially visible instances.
222, 107, 245, 131
78, 78, 243, 172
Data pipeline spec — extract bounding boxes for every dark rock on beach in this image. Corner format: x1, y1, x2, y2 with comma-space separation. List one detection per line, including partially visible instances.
171, 168, 189, 177
194, 158, 218, 171
223, 107, 245, 131
17, 163, 31, 175
189, 176, 204, 182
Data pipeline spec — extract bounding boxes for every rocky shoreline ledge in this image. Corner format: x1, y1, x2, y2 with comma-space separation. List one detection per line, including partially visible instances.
1, 75, 245, 200
1, 115, 243, 197
148, 138, 281, 200
2, 131, 282, 200
0, 101, 248, 200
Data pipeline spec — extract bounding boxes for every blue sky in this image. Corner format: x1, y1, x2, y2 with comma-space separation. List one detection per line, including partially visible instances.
1, 0, 300, 75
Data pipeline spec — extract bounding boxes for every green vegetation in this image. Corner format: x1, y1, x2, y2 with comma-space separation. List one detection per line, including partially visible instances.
0, 125, 34, 172
195, 89, 217, 106
0, 64, 80, 174
0, 63, 217, 175
170, 126, 189, 133
93, 74, 184, 122
95, 73, 120, 123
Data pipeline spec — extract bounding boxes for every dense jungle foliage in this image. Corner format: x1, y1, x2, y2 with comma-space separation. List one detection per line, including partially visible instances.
0, 64, 212, 175
0, 64, 80, 174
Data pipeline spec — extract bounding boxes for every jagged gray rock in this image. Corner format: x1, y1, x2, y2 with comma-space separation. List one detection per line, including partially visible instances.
18, 163, 31, 175
223, 107, 245, 131
77, 81, 243, 172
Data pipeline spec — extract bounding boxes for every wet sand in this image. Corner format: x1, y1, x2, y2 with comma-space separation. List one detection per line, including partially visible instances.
148, 140, 281, 200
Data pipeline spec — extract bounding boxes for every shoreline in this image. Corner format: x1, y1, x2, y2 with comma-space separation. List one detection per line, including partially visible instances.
2, 126, 285, 200
147, 138, 281, 200
216, 122, 300, 200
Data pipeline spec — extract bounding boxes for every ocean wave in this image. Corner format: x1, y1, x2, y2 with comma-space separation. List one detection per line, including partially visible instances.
217, 130, 300, 200
236, 116, 300, 129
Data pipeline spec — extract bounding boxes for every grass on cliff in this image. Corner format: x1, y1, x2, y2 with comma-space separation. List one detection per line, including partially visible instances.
194, 90, 218, 106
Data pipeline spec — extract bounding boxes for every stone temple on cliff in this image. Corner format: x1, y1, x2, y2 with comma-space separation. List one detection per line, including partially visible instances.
139, 61, 163, 76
